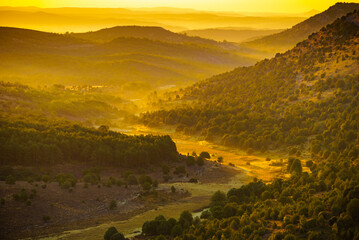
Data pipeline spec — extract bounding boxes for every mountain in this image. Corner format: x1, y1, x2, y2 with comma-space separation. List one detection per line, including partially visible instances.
243, 2, 359, 52
0, 26, 256, 96
142, 10, 359, 152
183, 28, 283, 43
139, 10, 359, 239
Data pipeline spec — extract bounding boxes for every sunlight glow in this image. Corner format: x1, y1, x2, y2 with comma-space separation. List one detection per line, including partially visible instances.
3, 0, 358, 13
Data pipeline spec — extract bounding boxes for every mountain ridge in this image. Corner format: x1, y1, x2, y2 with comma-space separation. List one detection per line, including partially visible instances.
243, 2, 359, 52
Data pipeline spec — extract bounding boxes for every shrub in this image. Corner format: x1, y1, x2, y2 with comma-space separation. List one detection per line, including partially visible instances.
126, 174, 138, 185
199, 152, 210, 159
83, 172, 100, 185
55, 173, 77, 189
142, 182, 152, 191
41, 174, 51, 183
189, 178, 198, 183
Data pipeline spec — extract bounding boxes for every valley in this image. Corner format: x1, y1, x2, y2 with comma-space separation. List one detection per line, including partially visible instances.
0, 2, 359, 240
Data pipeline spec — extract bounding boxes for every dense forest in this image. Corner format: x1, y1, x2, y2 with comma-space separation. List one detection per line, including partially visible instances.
133, 10, 359, 240
0, 117, 178, 168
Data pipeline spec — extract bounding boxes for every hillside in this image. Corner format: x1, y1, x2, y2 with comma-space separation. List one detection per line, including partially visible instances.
183, 28, 283, 43
137, 10, 359, 240
142, 10, 359, 153
244, 2, 359, 52
71, 26, 222, 46
0, 27, 256, 96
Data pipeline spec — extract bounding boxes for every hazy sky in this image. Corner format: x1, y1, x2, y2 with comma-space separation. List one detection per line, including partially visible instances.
3, 0, 358, 13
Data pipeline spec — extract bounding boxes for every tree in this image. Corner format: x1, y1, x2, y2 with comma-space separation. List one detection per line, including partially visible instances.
110, 232, 125, 240
290, 159, 302, 174
211, 190, 226, 207
179, 210, 193, 228
104, 227, 118, 240
171, 223, 183, 237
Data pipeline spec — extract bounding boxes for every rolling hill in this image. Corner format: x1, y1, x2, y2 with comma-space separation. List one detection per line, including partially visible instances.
243, 2, 359, 53
71, 26, 221, 46
0, 26, 257, 97
183, 28, 283, 43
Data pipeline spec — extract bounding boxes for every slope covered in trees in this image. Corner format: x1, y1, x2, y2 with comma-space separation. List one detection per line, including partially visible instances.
244, 2, 359, 53
142, 10, 359, 157
0, 117, 178, 168
136, 11, 359, 240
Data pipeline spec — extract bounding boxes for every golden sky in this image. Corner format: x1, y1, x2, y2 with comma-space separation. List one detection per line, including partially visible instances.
2, 0, 358, 13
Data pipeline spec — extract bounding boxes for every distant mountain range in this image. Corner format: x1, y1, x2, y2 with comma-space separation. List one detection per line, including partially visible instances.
0, 6, 306, 32
243, 2, 359, 53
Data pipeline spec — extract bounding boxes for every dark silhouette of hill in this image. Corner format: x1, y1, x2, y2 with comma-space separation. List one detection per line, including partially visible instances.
244, 2, 359, 52
71, 26, 222, 46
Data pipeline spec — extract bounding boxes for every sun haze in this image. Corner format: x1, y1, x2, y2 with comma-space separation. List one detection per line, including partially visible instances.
3, 0, 358, 13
